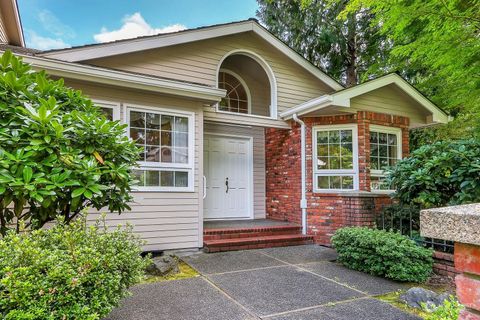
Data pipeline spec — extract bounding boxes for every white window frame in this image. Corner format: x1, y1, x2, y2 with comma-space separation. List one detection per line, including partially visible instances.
217, 68, 252, 114
93, 99, 121, 121
126, 104, 195, 192
312, 124, 359, 193
369, 125, 402, 193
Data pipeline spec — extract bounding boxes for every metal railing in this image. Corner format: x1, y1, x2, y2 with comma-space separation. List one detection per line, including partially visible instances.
377, 205, 454, 254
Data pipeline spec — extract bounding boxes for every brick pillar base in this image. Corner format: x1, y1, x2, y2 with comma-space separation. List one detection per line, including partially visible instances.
455, 242, 480, 319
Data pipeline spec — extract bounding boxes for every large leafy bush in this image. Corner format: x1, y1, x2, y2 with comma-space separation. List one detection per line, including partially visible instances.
0, 51, 139, 234
331, 227, 433, 282
386, 139, 480, 208
0, 216, 150, 319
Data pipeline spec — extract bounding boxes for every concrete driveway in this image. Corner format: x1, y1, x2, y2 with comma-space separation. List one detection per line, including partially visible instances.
106, 245, 420, 320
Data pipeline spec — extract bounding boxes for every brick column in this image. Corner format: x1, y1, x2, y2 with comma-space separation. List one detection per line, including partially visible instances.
421, 204, 480, 320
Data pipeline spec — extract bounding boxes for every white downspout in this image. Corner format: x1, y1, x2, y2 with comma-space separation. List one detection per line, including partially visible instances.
292, 114, 307, 235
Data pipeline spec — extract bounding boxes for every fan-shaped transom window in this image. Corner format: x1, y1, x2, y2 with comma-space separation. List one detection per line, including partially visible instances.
218, 70, 250, 114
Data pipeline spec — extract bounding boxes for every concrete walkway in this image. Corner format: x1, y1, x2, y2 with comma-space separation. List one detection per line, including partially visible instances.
106, 245, 420, 320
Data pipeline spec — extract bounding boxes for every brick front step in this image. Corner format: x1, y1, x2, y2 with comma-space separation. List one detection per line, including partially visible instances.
203, 225, 302, 241
203, 234, 314, 253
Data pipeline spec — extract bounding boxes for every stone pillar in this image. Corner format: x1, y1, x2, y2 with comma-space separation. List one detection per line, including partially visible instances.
421, 204, 480, 320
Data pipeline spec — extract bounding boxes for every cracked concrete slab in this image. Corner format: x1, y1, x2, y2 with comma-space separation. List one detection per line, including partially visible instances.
267, 298, 421, 320
104, 277, 255, 320
257, 245, 338, 264
182, 250, 286, 274
208, 265, 365, 316
302, 261, 409, 295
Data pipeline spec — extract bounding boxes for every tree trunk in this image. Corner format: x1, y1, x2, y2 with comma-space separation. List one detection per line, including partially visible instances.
345, 14, 358, 87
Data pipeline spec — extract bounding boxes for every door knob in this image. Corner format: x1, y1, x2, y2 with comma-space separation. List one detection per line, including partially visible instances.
225, 177, 229, 193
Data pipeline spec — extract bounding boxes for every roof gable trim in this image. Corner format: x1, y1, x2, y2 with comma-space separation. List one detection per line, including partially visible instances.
38, 20, 343, 91
281, 74, 450, 125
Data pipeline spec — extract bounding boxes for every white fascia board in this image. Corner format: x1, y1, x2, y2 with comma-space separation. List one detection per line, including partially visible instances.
39, 22, 254, 62
280, 95, 334, 119
251, 24, 343, 91
14, 54, 226, 103
332, 73, 450, 124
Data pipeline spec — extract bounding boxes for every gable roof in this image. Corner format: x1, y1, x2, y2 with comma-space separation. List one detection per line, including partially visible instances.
280, 73, 451, 126
37, 19, 343, 91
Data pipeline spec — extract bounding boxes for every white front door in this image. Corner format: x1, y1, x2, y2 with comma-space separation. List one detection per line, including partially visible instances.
204, 135, 252, 220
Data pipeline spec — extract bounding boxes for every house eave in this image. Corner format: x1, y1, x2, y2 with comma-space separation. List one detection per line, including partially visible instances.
0, 0, 25, 47
12, 54, 226, 103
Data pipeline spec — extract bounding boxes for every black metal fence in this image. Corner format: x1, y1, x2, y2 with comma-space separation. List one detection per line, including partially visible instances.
377, 204, 454, 254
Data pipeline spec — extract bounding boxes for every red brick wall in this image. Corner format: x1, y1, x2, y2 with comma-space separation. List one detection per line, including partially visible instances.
433, 251, 458, 278
265, 111, 409, 245
455, 243, 480, 320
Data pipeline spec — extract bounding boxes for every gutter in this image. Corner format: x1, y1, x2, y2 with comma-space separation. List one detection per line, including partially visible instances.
8, 53, 226, 103
280, 95, 333, 120
292, 114, 307, 235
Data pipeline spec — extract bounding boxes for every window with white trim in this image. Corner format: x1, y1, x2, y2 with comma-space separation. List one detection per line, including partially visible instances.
313, 125, 359, 192
94, 100, 120, 121
128, 107, 194, 191
369, 125, 402, 191
218, 70, 250, 114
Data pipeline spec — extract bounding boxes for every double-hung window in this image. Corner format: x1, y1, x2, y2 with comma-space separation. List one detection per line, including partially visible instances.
313, 125, 359, 192
369, 125, 402, 191
127, 106, 194, 192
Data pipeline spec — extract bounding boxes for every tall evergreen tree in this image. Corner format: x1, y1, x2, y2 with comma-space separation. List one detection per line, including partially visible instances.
256, 0, 389, 86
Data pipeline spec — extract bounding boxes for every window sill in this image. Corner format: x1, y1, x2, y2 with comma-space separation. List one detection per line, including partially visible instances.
311, 190, 393, 197
131, 187, 195, 193
215, 109, 277, 121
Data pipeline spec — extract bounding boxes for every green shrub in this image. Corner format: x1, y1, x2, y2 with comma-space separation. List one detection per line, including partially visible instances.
0, 50, 139, 234
331, 227, 433, 282
0, 216, 150, 319
424, 297, 463, 320
386, 139, 480, 208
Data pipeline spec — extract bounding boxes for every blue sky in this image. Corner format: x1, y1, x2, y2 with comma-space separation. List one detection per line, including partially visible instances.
17, 0, 259, 50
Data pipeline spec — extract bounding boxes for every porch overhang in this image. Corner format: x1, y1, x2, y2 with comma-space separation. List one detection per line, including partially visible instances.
280, 73, 452, 128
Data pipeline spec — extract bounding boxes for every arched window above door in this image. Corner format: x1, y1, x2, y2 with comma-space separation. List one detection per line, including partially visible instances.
218, 70, 251, 114
216, 50, 277, 118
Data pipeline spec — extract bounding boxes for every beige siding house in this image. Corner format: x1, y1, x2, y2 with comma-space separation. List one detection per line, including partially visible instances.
1, 10, 450, 251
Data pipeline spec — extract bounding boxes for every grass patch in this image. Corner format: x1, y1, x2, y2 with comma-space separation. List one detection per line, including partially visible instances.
141, 261, 199, 284
375, 290, 429, 319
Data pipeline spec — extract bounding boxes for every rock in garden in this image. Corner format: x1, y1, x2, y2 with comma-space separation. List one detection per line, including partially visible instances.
399, 287, 451, 310
146, 254, 180, 276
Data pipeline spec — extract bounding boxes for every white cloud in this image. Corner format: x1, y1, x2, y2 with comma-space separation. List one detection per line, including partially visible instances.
26, 31, 70, 50
38, 10, 75, 39
93, 12, 186, 43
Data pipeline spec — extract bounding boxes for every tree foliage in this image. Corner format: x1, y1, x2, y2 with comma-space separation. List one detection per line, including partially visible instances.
386, 139, 480, 208
256, 0, 390, 86
258, 0, 480, 144
0, 51, 139, 234
342, 0, 480, 144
